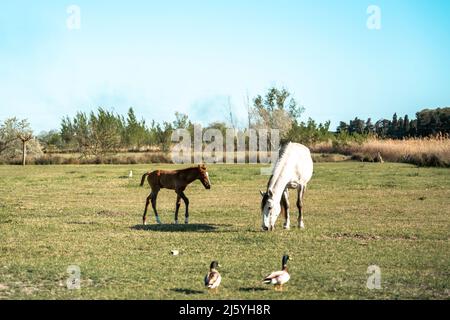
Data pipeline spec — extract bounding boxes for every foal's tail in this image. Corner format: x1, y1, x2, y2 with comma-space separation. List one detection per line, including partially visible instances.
140, 172, 149, 187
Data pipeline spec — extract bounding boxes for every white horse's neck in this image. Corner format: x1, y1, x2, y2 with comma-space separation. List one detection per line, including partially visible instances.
267, 144, 293, 202
268, 173, 290, 203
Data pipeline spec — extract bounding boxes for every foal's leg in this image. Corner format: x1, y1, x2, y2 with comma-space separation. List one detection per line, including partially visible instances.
179, 191, 190, 224
282, 189, 290, 229
297, 185, 305, 228
151, 189, 162, 224
143, 193, 152, 225
174, 193, 182, 224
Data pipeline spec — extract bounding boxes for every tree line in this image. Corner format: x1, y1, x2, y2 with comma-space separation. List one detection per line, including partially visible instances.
337, 108, 450, 139
36, 87, 328, 156
1, 87, 449, 164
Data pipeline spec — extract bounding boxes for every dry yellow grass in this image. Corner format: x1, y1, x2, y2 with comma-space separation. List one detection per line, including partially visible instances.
312, 137, 450, 167
357, 137, 449, 160
4, 137, 449, 167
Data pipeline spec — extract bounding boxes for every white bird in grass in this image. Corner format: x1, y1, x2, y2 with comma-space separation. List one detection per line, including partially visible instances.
204, 261, 221, 291
263, 255, 291, 291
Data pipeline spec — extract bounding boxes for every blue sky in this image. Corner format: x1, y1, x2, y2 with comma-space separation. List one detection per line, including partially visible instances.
1, 0, 449, 132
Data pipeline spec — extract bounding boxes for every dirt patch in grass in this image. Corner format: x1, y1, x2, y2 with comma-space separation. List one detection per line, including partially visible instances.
324, 232, 419, 241
96, 210, 128, 216
328, 232, 382, 241
0, 284, 9, 291
67, 221, 99, 225
21, 286, 39, 295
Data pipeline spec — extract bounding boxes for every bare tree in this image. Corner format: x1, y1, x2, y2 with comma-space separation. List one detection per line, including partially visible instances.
16, 120, 33, 165
1, 118, 34, 165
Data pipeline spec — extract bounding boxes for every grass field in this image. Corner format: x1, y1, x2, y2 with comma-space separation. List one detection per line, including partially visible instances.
0, 162, 449, 300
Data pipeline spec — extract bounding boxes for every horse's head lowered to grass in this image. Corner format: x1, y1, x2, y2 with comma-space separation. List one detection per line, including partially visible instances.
260, 189, 281, 231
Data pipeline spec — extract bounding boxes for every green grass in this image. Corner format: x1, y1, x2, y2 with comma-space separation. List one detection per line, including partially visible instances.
0, 162, 449, 299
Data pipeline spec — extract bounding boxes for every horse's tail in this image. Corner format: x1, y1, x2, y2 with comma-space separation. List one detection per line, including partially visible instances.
140, 172, 150, 187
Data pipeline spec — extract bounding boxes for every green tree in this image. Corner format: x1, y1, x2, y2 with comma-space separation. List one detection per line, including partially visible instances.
285, 118, 332, 145
349, 117, 365, 134
365, 118, 375, 135
38, 130, 64, 152
152, 121, 173, 152
70, 111, 91, 154
125, 107, 147, 149
389, 113, 399, 138
336, 121, 349, 134
89, 108, 123, 156
250, 87, 304, 139
403, 114, 411, 136
0, 118, 20, 154
375, 119, 390, 137
172, 112, 191, 130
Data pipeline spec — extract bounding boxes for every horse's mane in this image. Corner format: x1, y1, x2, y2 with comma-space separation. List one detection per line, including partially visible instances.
268, 142, 291, 189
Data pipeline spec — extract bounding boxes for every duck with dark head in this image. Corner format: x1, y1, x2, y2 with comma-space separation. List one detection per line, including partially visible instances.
263, 255, 291, 291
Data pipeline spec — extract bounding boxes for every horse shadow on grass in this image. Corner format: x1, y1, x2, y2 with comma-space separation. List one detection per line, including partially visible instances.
131, 223, 228, 233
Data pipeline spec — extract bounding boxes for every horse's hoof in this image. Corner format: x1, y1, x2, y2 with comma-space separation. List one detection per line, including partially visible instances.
184, 219, 189, 224
298, 221, 305, 229
283, 225, 290, 230
174, 220, 179, 225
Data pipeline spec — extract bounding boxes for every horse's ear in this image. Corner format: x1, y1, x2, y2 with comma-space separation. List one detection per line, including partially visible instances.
260, 190, 265, 197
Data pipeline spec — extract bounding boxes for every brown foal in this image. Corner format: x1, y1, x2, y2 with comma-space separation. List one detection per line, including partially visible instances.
140, 164, 211, 225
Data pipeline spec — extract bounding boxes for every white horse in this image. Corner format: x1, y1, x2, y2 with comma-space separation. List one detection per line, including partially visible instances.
260, 142, 313, 231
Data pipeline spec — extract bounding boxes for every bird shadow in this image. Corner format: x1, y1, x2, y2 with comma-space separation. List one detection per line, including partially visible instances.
131, 223, 221, 233
171, 288, 204, 295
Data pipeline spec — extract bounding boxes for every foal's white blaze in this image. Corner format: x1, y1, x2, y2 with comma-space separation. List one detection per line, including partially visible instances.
206, 172, 211, 185
262, 142, 313, 230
